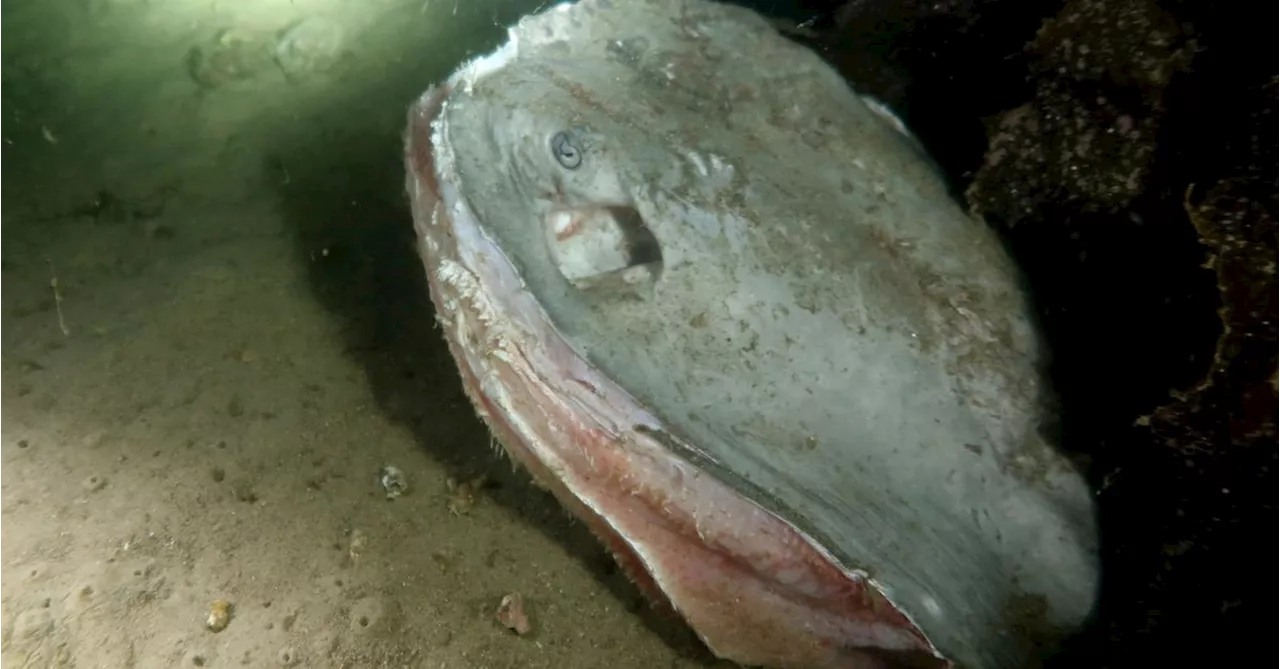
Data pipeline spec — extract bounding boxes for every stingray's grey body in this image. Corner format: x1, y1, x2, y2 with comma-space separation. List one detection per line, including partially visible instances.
407, 1, 1099, 667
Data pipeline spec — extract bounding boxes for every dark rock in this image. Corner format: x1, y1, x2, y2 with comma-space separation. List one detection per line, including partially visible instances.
967, 0, 1195, 222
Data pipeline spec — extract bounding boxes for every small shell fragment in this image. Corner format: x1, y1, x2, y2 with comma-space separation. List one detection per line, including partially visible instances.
445, 474, 488, 515
495, 592, 531, 635
348, 528, 367, 562
206, 599, 232, 632
380, 465, 408, 499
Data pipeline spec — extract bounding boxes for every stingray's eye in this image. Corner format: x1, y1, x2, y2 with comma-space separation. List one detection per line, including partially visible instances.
550, 131, 582, 170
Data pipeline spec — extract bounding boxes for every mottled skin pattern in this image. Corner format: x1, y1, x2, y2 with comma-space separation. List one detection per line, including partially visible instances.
403, 1, 1100, 667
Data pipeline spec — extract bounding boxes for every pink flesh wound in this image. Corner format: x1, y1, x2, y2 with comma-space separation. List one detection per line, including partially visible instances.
405, 87, 946, 669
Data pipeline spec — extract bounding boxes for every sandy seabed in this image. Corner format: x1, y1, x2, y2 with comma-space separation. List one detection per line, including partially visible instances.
1, 1, 714, 667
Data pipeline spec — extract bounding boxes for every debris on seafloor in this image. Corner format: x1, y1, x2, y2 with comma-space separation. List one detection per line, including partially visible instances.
45, 257, 70, 337
379, 465, 408, 499
445, 473, 488, 516
495, 592, 531, 636
205, 599, 233, 632
347, 528, 367, 564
